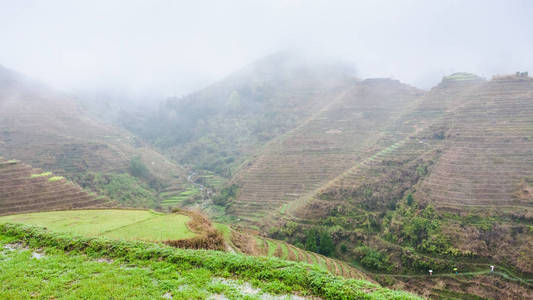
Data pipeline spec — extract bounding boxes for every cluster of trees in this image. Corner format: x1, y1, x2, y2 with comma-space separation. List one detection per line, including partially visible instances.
213, 184, 238, 206
394, 194, 453, 256
268, 223, 336, 257
357, 246, 392, 272
73, 172, 158, 208
304, 227, 335, 257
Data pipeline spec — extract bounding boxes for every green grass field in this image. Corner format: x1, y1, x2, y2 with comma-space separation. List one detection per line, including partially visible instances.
0, 234, 296, 299
0, 210, 196, 242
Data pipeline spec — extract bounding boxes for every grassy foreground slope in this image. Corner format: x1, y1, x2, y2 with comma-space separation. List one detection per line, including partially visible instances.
0, 209, 365, 279
0, 223, 421, 300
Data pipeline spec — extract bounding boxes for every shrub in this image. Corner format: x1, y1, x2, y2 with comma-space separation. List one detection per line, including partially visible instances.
305, 228, 319, 253
406, 193, 414, 206
340, 243, 348, 254
418, 234, 451, 255
358, 247, 391, 272
318, 231, 335, 256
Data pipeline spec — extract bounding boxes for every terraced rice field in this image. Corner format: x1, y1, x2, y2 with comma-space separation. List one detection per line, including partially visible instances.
317, 75, 533, 212
309, 75, 533, 275
252, 235, 365, 279
232, 79, 421, 225
284, 75, 533, 220
417, 77, 533, 209
0, 158, 111, 215
0, 209, 196, 242
159, 185, 200, 207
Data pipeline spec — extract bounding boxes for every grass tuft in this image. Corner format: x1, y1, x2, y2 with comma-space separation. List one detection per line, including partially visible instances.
48, 176, 64, 182
30, 171, 52, 178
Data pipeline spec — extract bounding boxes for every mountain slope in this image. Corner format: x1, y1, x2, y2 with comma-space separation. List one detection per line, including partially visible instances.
128, 52, 357, 177
230, 78, 423, 226
266, 73, 533, 298
0, 65, 187, 207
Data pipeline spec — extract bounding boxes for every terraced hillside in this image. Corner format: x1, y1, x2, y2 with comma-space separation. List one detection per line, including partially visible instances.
417, 75, 533, 209
128, 52, 357, 178
414, 75, 533, 274
311, 73, 488, 211
230, 78, 423, 225
266, 73, 533, 298
218, 72, 533, 297
0, 158, 111, 215
0, 65, 187, 206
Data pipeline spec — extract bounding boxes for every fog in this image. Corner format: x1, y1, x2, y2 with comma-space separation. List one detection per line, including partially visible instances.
1, 0, 532, 97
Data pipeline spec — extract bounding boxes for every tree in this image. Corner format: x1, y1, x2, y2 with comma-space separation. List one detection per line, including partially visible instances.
305, 228, 319, 252
318, 230, 334, 256
406, 193, 414, 206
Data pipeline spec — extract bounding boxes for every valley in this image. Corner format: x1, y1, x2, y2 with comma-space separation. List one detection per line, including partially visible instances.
1, 55, 532, 299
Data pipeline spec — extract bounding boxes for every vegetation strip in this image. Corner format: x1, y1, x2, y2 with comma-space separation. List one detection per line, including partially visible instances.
0, 223, 422, 299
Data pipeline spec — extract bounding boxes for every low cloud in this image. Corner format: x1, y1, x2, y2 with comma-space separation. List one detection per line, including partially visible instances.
0, 0, 531, 96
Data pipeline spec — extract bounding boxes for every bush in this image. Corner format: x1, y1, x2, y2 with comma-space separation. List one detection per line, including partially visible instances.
305, 228, 319, 253
358, 247, 391, 272
406, 193, 414, 206
340, 243, 348, 254
418, 234, 451, 255
48, 176, 64, 182
400, 206, 439, 247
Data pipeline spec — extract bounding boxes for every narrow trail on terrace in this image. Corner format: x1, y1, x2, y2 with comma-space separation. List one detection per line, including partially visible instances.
364, 235, 533, 285
361, 265, 533, 286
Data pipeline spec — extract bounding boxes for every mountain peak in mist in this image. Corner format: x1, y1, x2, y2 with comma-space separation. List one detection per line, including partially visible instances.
233, 50, 358, 82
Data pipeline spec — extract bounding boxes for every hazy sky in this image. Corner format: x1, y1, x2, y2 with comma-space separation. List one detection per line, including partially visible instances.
1, 0, 532, 96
